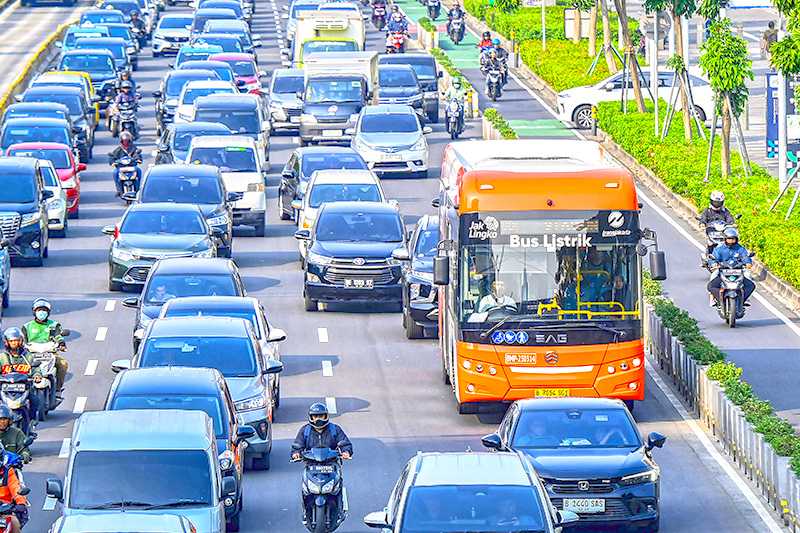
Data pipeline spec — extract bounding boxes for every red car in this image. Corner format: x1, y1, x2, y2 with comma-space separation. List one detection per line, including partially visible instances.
6, 142, 84, 217
208, 52, 265, 95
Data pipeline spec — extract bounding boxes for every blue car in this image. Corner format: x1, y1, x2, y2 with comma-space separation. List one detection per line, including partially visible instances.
59, 26, 111, 53
174, 44, 224, 69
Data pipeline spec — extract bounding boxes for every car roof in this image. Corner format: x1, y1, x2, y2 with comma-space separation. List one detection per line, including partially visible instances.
153, 257, 236, 274
2, 117, 68, 127
146, 164, 220, 178
188, 135, 256, 147
161, 13, 193, 20
379, 52, 435, 62
24, 86, 83, 97
414, 452, 534, 487
0, 157, 38, 171
61, 48, 115, 57
83, 8, 124, 14
514, 397, 628, 411
296, 146, 359, 156
183, 79, 235, 89
113, 366, 225, 397
194, 7, 237, 14
194, 94, 259, 107
179, 59, 231, 69
164, 295, 259, 312
172, 121, 231, 133
168, 68, 218, 79
149, 315, 251, 337
362, 104, 416, 115
7, 142, 71, 151
274, 67, 304, 77
6, 102, 70, 112
195, 32, 240, 40
209, 52, 253, 61
126, 202, 204, 214
379, 63, 416, 72
205, 19, 248, 28
320, 200, 396, 214
98, 22, 132, 28
75, 37, 126, 45
311, 169, 377, 185
74, 410, 213, 451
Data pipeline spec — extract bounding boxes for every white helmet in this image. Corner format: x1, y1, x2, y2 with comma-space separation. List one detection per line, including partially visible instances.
710, 190, 725, 210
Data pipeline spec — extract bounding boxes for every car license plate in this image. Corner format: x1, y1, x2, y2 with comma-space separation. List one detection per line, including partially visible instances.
344, 279, 373, 289
563, 498, 605, 514
534, 388, 569, 398
322, 129, 342, 137
382, 154, 403, 162
290, 116, 300, 123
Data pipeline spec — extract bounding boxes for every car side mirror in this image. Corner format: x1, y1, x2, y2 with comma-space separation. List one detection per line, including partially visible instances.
422, 126, 433, 134
438, 71, 443, 78
253, 40, 263, 48
0, 239, 10, 249
649, 250, 667, 281
433, 255, 449, 285
18, 486, 30, 496
46, 479, 63, 501
227, 191, 244, 202
263, 358, 284, 374
77, 162, 87, 172
55, 41, 63, 48
431, 197, 440, 208
235, 425, 256, 444
111, 359, 131, 373
363, 511, 391, 529
555, 509, 579, 526
646, 431, 666, 450
236, 79, 246, 87
391, 248, 410, 261
13, 95, 22, 103
101, 224, 117, 236
281, 170, 294, 180
258, 70, 267, 78
294, 90, 303, 99
481, 433, 502, 450
294, 229, 311, 240
267, 328, 287, 342
122, 297, 139, 308
42, 189, 54, 200
345, 127, 355, 135
157, 143, 169, 152
221, 475, 237, 498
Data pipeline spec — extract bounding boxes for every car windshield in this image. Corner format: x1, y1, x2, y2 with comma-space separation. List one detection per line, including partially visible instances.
75, 41, 125, 60
0, 174, 36, 203
177, 49, 216, 65
315, 211, 402, 242
193, 109, 259, 134
7, 148, 70, 169
379, 68, 416, 87
6, 109, 67, 121
111, 394, 227, 438
291, 3, 318, 17
82, 12, 125, 24
512, 408, 640, 449
190, 146, 257, 172
104, 26, 134, 41
384, 58, 436, 80
414, 227, 439, 258
40, 166, 60, 187
401, 485, 545, 533
301, 153, 366, 177
159, 16, 193, 29
120, 210, 206, 234
65, 31, 106, 47
61, 54, 115, 74
164, 307, 261, 337
141, 335, 257, 377
273, 75, 304, 94
308, 183, 380, 208
144, 273, 239, 305
23, 93, 81, 115
182, 85, 235, 104
106, 1, 139, 15
227, 60, 256, 77
1, 126, 69, 149
173, 126, 231, 151
305, 79, 362, 103
194, 37, 242, 52
69, 450, 213, 509
360, 114, 419, 134
141, 176, 223, 204
302, 40, 357, 56
166, 74, 217, 97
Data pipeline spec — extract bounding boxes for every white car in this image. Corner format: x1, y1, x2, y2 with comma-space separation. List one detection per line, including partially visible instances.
175, 79, 239, 123
185, 135, 268, 236
40, 160, 68, 238
152, 14, 193, 57
294, 168, 389, 259
556, 70, 714, 129
350, 104, 431, 179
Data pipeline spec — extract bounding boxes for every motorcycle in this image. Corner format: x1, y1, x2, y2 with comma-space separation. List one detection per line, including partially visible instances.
111, 156, 141, 202
485, 67, 502, 101
110, 101, 139, 139
448, 17, 464, 44
699, 220, 732, 270
292, 447, 350, 533
371, 4, 386, 30
0, 489, 29, 533
27, 336, 68, 420
713, 259, 753, 328
446, 98, 464, 139
426, 0, 440, 19
0, 372, 36, 438
386, 31, 405, 53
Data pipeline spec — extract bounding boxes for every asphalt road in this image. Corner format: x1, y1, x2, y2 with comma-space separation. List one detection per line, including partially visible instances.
0, 0, 788, 532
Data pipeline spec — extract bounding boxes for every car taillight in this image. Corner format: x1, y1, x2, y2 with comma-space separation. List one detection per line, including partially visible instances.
61, 176, 77, 189
114, 226, 119, 240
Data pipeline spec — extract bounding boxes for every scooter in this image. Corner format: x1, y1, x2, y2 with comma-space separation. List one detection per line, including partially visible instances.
446, 98, 464, 139
485, 67, 502, 101
449, 17, 464, 44
386, 31, 405, 53
0, 372, 36, 438
111, 156, 141, 202
26, 331, 68, 420
292, 447, 350, 533
713, 258, 753, 328
426, 0, 440, 19
371, 3, 386, 29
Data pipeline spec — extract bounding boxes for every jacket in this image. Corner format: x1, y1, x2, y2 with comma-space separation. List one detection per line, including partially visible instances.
0, 467, 26, 505
0, 426, 30, 463
448, 7, 463, 18
114, 91, 138, 106
109, 143, 143, 164
443, 85, 466, 101
22, 319, 63, 345
387, 18, 408, 33
709, 243, 752, 268
291, 423, 353, 456
698, 206, 735, 226
0, 350, 39, 378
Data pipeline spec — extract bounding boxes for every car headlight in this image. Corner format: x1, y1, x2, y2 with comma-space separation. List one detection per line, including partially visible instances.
193, 248, 215, 258
207, 214, 229, 226
307, 251, 332, 266
620, 467, 660, 486
127, 46, 137, 54
61, 176, 77, 188
165, 98, 178, 107
218, 450, 235, 470
411, 136, 426, 151
353, 136, 372, 152
177, 109, 193, 121
112, 247, 136, 262
46, 198, 65, 211
20, 212, 40, 227
234, 394, 267, 412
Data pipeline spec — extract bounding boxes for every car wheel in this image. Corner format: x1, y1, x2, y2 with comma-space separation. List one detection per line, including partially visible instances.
246, 452, 269, 471
68, 206, 79, 219
273, 382, 280, 408
572, 105, 593, 129
623, 399, 636, 413
279, 197, 291, 220
404, 310, 424, 339
304, 291, 317, 312
693, 105, 707, 123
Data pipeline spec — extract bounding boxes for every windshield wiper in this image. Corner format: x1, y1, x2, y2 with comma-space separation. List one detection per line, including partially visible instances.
533, 321, 626, 338
84, 500, 155, 510
480, 314, 535, 339
144, 499, 209, 509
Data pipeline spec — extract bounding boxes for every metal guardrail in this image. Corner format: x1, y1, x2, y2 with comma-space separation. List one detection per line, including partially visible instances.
645, 304, 800, 529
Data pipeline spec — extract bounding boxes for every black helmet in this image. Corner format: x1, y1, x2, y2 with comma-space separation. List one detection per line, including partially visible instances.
308, 402, 329, 429
3, 327, 23, 350
121, 80, 133, 90
0, 406, 12, 421
131, 10, 139, 16
483, 31, 491, 39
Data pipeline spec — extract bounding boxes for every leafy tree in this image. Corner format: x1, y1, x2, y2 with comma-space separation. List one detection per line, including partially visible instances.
771, 0, 800, 75
699, 18, 753, 177
494, 0, 520, 13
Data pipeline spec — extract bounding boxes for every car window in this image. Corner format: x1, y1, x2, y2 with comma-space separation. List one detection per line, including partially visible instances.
182, 85, 235, 104
159, 16, 193, 29
193, 109, 259, 134
61, 54, 115, 73
308, 183, 381, 208
120, 210, 207, 234
144, 273, 240, 305
360, 114, 419, 134
23, 93, 82, 116
189, 146, 258, 171
166, 73, 219, 97
315, 211, 403, 242
173, 126, 231, 151
7, 148, 70, 169
413, 226, 439, 258
140, 335, 258, 377
512, 408, 640, 449
273, 75, 305, 94
141, 176, 223, 204
39, 165, 60, 188
301, 154, 366, 177
163, 306, 262, 338
388, 465, 410, 522
302, 40, 358, 56
111, 394, 228, 438
1, 126, 70, 149
379, 68, 417, 87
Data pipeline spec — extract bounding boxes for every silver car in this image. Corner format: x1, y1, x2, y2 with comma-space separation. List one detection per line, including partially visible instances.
40, 160, 68, 238
50, 512, 196, 532
268, 68, 305, 132
350, 104, 431, 179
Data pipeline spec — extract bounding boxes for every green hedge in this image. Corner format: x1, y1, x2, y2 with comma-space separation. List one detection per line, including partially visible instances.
430, 48, 474, 91
598, 100, 800, 290
418, 16, 436, 33
483, 108, 518, 138
519, 39, 617, 92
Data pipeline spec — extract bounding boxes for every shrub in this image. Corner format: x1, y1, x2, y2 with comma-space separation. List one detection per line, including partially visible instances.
430, 48, 473, 91
483, 107, 518, 138
519, 39, 618, 92
418, 16, 435, 33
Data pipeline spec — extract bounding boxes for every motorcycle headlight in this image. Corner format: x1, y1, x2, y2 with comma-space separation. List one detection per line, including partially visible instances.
218, 450, 234, 470
411, 136, 426, 151
33, 375, 42, 383
321, 479, 336, 493
20, 212, 40, 227
193, 248, 215, 258
5, 399, 21, 410
207, 214, 229, 226
620, 467, 659, 486
234, 394, 267, 412
307, 251, 332, 266
112, 247, 136, 262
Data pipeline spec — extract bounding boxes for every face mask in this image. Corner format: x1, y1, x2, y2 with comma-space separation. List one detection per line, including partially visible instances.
311, 418, 328, 428
35, 310, 48, 321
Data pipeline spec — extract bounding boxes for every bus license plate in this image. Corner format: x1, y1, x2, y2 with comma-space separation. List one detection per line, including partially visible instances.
534, 388, 569, 398
344, 279, 373, 289
563, 498, 605, 514
505, 353, 536, 365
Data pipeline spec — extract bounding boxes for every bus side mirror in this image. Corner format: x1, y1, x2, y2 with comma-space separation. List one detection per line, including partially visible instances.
433, 255, 449, 285
649, 251, 667, 281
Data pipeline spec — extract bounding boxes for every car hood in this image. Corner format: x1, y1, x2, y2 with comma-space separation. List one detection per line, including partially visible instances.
312, 240, 401, 260
224, 375, 265, 401
521, 447, 649, 480
359, 132, 419, 149
117, 233, 211, 254
379, 86, 420, 98
411, 257, 433, 273
0, 202, 38, 214
304, 101, 362, 118
235, 75, 258, 85
156, 29, 190, 38
271, 93, 302, 108
60, 508, 222, 533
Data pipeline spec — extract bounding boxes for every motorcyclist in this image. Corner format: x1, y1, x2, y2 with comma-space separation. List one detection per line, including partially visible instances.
0, 408, 30, 465
478, 31, 493, 51
447, 2, 464, 33
129, 11, 147, 47
481, 49, 503, 96
707, 227, 755, 307
0, 329, 40, 428
108, 131, 143, 196
114, 71, 138, 95
22, 299, 67, 400
698, 190, 735, 227
386, 9, 408, 34
443, 77, 466, 129
0, 444, 28, 533
491, 38, 509, 84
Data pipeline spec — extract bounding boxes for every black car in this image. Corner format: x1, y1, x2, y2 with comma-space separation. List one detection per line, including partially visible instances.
153, 69, 220, 134
202, 19, 261, 54
104, 366, 251, 529
377, 64, 424, 117
122, 257, 246, 348
398, 214, 438, 339
56, 50, 119, 106
18, 86, 95, 161
0, 158, 52, 266
279, 147, 367, 221
0, 118, 77, 159
295, 201, 406, 311
134, 164, 240, 257
73, 37, 132, 74
154, 121, 232, 165
483, 398, 666, 532
379, 53, 441, 122
98, 23, 140, 70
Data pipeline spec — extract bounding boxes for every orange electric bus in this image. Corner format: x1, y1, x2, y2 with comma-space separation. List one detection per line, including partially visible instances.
433, 140, 666, 414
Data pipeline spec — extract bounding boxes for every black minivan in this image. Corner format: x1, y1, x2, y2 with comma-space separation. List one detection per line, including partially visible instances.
0, 158, 52, 266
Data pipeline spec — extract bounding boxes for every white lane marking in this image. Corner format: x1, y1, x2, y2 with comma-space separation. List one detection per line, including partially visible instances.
42, 497, 56, 511
84, 359, 98, 376
325, 396, 337, 414
104, 299, 116, 312
58, 438, 70, 458
95, 327, 108, 341
72, 396, 87, 414
318, 327, 329, 343
322, 360, 333, 377
645, 362, 784, 532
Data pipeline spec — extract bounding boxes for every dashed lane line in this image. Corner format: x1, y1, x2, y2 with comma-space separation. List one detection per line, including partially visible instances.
72, 396, 87, 414
317, 327, 328, 343
58, 438, 70, 458
95, 327, 108, 342
84, 359, 98, 376
325, 397, 337, 414
104, 299, 116, 312
322, 360, 333, 377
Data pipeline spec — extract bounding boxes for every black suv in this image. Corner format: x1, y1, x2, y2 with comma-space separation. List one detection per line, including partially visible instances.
379, 53, 441, 123
399, 214, 439, 339
0, 158, 52, 266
